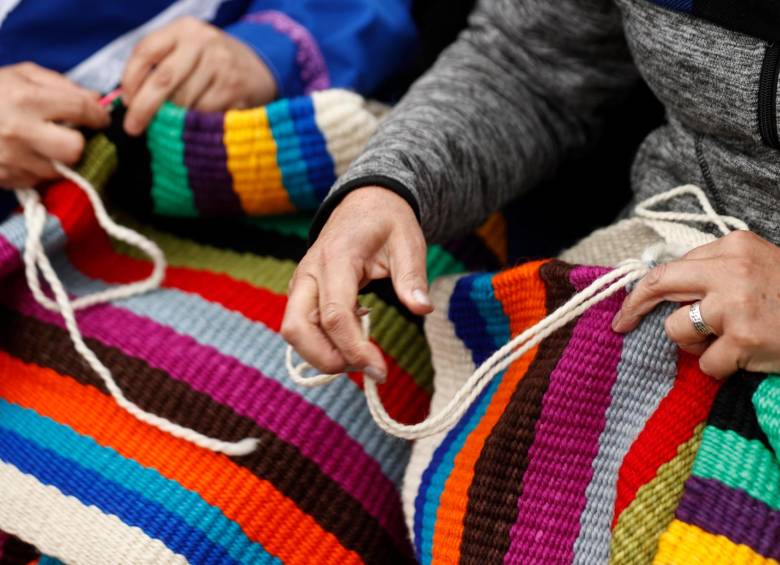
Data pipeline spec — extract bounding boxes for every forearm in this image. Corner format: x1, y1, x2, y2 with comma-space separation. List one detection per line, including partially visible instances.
314, 0, 638, 243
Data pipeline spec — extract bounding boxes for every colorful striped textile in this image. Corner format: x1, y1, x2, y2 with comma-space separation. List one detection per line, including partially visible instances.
410, 256, 780, 564
132, 89, 385, 218
0, 134, 503, 564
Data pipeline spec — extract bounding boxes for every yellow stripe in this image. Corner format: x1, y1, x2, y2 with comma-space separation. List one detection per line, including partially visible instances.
655, 521, 778, 565
224, 107, 294, 215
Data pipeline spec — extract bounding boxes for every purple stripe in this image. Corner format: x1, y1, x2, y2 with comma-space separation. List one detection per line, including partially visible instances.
505, 266, 626, 564
678, 476, 780, 560
244, 11, 331, 93
2, 278, 404, 543
183, 111, 243, 216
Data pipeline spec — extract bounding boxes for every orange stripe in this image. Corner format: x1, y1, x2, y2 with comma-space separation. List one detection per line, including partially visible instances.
431, 261, 549, 564
0, 351, 360, 565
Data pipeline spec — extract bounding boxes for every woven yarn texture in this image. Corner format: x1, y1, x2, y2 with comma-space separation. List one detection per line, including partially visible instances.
409, 256, 780, 564
0, 115, 503, 563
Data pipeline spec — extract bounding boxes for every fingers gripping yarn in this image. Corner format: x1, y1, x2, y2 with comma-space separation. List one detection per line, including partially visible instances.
15, 162, 258, 456
286, 185, 749, 440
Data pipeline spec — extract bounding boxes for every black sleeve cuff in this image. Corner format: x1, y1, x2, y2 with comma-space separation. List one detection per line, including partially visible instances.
307, 175, 422, 247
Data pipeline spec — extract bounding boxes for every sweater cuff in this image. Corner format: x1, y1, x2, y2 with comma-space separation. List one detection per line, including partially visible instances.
225, 19, 304, 99
308, 175, 422, 246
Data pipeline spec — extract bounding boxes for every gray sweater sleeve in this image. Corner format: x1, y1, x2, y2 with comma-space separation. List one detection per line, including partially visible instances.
310, 0, 639, 243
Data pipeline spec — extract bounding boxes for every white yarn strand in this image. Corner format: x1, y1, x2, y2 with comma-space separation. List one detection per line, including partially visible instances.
15, 163, 258, 457
286, 183, 749, 440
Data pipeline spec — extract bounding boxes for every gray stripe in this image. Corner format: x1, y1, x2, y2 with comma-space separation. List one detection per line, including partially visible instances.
572, 303, 678, 564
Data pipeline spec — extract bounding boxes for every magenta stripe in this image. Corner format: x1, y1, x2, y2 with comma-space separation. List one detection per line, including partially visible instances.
3, 278, 403, 542
504, 266, 626, 564
244, 11, 331, 93
0, 229, 20, 280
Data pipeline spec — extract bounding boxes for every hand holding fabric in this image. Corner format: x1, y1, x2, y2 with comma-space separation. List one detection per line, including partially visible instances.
613, 231, 780, 379
282, 187, 433, 380
121, 17, 277, 136
0, 63, 109, 188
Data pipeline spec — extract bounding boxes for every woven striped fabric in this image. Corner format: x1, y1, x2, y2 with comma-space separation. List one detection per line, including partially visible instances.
133, 89, 384, 218
411, 258, 780, 564
0, 134, 504, 564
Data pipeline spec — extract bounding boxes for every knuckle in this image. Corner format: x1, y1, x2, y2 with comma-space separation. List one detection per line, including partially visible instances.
644, 263, 667, 291
152, 64, 176, 88
723, 231, 758, 254
320, 304, 347, 333
729, 325, 761, 351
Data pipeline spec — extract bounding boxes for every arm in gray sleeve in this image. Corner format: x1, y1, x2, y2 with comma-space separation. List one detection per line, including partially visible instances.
310, 0, 639, 243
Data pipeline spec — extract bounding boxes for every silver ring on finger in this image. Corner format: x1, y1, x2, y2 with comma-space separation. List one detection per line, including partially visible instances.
689, 301, 715, 337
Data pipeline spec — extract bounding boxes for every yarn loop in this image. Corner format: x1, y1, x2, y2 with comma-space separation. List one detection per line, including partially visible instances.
287, 184, 749, 440
16, 162, 258, 456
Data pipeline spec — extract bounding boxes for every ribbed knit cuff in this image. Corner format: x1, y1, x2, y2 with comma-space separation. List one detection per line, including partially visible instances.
308, 175, 421, 247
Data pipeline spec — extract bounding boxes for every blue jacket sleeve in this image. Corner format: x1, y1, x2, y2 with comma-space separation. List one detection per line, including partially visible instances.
225, 0, 417, 99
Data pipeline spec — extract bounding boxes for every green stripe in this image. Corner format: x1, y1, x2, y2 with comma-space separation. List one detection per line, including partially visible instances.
609, 426, 703, 564
692, 426, 780, 510
75, 134, 118, 191
147, 103, 198, 217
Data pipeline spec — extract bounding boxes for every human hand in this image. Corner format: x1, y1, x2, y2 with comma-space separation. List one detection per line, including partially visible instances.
613, 231, 780, 379
282, 187, 434, 380
121, 16, 277, 136
0, 63, 109, 188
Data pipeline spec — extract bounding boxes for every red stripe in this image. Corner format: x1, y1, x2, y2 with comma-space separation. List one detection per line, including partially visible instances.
41, 180, 428, 424
612, 352, 720, 526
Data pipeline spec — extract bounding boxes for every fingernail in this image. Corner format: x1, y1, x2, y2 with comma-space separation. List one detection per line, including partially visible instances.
611, 312, 623, 332
355, 305, 372, 317
363, 366, 386, 384
412, 289, 431, 307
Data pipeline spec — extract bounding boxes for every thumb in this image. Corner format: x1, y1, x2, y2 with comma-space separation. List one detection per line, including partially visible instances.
388, 230, 433, 316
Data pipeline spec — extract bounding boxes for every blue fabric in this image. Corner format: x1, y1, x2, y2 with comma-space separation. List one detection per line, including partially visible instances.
226, 0, 417, 97
0, 0, 417, 97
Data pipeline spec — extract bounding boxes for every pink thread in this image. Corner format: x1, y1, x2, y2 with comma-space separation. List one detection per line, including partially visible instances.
244, 11, 331, 94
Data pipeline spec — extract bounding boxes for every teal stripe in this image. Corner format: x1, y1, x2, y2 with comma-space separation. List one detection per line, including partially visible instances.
754, 375, 780, 457
266, 99, 318, 210
471, 274, 510, 349
148, 103, 198, 217
0, 399, 275, 565
692, 426, 780, 510
418, 276, 509, 564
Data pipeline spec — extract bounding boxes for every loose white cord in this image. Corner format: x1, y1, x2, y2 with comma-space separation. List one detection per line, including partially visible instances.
286, 184, 748, 440
15, 162, 258, 456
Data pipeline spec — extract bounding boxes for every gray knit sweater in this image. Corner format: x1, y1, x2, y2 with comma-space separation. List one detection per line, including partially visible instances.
312, 0, 780, 245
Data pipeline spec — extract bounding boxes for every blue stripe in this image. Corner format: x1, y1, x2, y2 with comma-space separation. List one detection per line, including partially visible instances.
287, 96, 336, 202
0, 400, 275, 564
266, 99, 319, 210
413, 274, 510, 562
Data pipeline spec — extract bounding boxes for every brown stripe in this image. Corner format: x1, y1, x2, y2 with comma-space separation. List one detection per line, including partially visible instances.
459, 261, 577, 564
0, 307, 414, 565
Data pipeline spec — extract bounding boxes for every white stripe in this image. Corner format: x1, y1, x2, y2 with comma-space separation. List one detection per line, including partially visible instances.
66, 0, 227, 92
0, 0, 22, 28
0, 461, 189, 564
